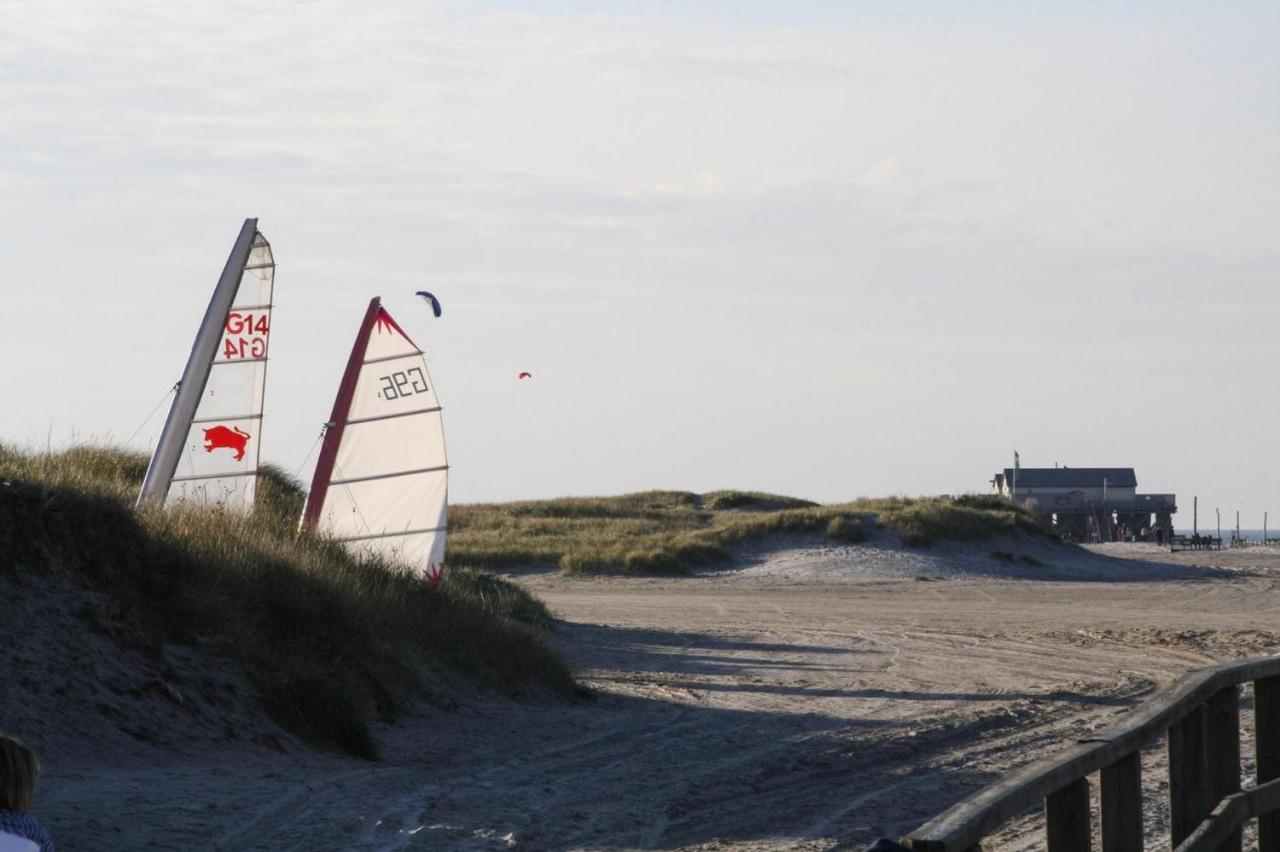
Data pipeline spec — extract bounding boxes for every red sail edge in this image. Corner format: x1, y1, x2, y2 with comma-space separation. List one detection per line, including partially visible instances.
300, 296, 383, 531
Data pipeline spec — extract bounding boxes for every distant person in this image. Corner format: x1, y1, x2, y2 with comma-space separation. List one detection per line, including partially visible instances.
0, 735, 53, 852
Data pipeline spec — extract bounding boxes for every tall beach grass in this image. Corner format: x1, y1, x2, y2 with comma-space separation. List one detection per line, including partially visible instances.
0, 444, 575, 759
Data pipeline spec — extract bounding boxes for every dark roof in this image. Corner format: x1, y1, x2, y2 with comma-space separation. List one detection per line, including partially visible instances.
1001, 468, 1137, 488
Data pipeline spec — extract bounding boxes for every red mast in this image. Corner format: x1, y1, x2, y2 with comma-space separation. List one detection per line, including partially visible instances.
299, 297, 382, 531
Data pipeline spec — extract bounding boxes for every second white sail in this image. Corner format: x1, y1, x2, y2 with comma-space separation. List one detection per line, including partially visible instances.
300, 297, 449, 583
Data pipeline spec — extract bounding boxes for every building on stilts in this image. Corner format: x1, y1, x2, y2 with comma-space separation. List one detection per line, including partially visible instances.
991, 465, 1176, 543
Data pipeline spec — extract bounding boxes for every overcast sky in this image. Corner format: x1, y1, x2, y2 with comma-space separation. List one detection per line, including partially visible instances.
2, 1, 1277, 517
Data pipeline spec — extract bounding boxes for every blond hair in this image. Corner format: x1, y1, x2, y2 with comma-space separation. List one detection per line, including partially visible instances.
0, 735, 38, 812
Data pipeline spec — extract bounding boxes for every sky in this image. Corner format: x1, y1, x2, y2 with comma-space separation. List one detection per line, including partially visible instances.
1, 1, 1277, 517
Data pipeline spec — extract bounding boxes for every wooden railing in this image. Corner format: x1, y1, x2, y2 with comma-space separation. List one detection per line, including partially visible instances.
901, 656, 1280, 851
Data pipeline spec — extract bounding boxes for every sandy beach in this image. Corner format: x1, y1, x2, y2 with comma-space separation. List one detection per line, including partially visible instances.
21, 539, 1280, 850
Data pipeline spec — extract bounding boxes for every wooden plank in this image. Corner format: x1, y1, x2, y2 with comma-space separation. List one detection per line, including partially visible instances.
1177, 795, 1248, 852
1205, 686, 1241, 852
904, 657, 1280, 851
1100, 751, 1142, 852
1170, 704, 1209, 847
906, 673, 1217, 849
907, 672, 1212, 849
1176, 776, 1280, 852
1258, 676, 1280, 852
1046, 778, 1091, 852
905, 740, 1116, 850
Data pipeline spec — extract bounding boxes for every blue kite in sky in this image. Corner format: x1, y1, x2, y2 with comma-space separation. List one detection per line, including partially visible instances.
415, 290, 442, 317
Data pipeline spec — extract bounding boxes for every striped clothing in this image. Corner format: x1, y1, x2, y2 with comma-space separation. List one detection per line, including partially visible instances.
0, 811, 53, 852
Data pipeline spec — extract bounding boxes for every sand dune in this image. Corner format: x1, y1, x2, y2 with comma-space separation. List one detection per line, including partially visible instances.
724, 532, 1232, 582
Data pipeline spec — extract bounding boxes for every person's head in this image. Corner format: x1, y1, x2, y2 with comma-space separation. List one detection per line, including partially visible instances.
0, 735, 39, 813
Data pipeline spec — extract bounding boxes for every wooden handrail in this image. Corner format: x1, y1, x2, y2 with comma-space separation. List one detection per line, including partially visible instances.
902, 655, 1280, 851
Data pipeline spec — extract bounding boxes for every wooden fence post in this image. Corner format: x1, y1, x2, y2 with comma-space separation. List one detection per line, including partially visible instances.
1046, 778, 1091, 852
1170, 704, 1210, 846
1206, 686, 1242, 852
1101, 752, 1142, 852
1258, 676, 1280, 852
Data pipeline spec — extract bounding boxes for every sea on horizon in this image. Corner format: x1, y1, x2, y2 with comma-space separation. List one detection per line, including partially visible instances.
1175, 528, 1274, 542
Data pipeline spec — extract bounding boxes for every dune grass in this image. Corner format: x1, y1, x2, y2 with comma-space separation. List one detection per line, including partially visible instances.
448, 490, 1053, 575
0, 444, 574, 759
0, 442, 1055, 753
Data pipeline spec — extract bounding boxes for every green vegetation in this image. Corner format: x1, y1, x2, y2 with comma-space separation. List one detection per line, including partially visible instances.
449, 491, 1053, 575
873, 496, 1047, 547
701, 490, 818, 512
0, 444, 574, 760
0, 441, 1057, 755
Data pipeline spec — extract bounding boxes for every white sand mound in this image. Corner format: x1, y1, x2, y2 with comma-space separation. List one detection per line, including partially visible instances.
717, 533, 1228, 582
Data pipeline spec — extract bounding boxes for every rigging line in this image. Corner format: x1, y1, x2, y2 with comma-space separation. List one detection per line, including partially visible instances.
125, 383, 178, 448
331, 458, 374, 537
292, 426, 326, 481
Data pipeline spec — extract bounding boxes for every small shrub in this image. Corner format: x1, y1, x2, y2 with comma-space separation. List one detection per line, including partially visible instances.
255, 463, 306, 531
826, 515, 866, 543
702, 490, 818, 512
558, 551, 612, 573
446, 567, 557, 631
954, 493, 1014, 512
668, 534, 729, 565
261, 673, 379, 759
622, 548, 683, 574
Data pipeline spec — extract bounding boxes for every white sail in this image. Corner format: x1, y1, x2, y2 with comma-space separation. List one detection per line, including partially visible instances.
137, 220, 276, 509
300, 298, 448, 582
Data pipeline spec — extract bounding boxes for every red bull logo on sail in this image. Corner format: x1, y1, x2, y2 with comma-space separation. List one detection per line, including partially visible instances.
202, 426, 251, 461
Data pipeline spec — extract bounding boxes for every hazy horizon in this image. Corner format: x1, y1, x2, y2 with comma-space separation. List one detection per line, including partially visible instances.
3, 1, 1277, 520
